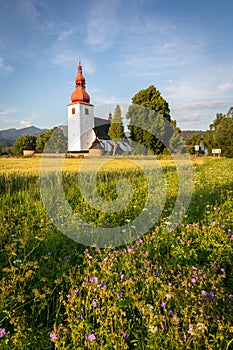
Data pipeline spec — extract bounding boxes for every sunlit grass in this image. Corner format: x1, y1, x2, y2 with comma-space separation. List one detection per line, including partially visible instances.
0, 156, 232, 349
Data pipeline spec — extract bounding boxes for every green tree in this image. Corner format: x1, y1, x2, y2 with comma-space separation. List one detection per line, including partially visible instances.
36, 127, 67, 153
186, 132, 204, 154
131, 85, 171, 121
203, 130, 215, 155
126, 85, 180, 155
13, 135, 36, 155
209, 113, 225, 131
2, 146, 14, 156
203, 107, 233, 157
108, 105, 125, 155
213, 116, 233, 157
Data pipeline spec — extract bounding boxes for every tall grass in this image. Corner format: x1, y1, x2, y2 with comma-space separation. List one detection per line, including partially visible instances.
0, 158, 232, 349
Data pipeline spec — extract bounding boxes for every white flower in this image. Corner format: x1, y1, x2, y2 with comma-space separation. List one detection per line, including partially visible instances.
196, 323, 207, 332
149, 325, 158, 333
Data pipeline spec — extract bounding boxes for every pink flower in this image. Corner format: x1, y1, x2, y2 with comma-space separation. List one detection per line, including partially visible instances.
50, 331, 57, 341
0, 328, 6, 338
90, 276, 98, 283
86, 333, 96, 342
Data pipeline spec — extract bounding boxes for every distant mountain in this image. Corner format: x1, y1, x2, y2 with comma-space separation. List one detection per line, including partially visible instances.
181, 130, 206, 141
0, 126, 48, 148
0, 125, 203, 149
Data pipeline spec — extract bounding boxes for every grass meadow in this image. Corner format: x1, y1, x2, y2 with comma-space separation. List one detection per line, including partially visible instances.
0, 156, 233, 349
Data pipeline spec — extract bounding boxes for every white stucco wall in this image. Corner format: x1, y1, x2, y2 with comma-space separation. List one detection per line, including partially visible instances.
68, 103, 94, 151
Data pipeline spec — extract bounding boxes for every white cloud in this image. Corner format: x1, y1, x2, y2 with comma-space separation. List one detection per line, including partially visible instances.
52, 53, 95, 75
0, 106, 16, 115
86, 0, 120, 51
20, 120, 31, 128
173, 100, 233, 112
218, 81, 233, 91
0, 57, 14, 74
56, 29, 74, 42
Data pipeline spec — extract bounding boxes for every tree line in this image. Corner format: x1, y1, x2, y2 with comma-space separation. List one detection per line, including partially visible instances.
186, 107, 233, 157
0, 127, 67, 156
1, 85, 232, 157
110, 86, 233, 157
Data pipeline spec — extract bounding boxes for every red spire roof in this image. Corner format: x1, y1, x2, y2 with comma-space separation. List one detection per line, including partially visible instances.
71, 62, 90, 104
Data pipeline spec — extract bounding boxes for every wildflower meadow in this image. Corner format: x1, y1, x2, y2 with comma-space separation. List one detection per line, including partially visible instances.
0, 157, 233, 349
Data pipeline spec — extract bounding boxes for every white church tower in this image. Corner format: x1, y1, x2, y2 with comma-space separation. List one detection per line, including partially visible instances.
68, 62, 95, 152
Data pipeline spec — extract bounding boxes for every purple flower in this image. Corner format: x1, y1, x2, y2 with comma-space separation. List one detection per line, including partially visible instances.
120, 274, 125, 280
156, 272, 160, 277
93, 300, 98, 308
118, 291, 123, 298
50, 331, 57, 341
127, 246, 134, 253
0, 328, 6, 338
228, 294, 232, 299
188, 324, 193, 330
191, 278, 196, 284
90, 277, 98, 283
160, 301, 166, 309
86, 333, 96, 342
78, 315, 83, 320
123, 332, 129, 339
138, 238, 143, 244
209, 292, 215, 300
169, 310, 173, 316
76, 290, 81, 296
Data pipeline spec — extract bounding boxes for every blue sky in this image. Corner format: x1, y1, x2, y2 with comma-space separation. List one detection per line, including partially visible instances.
1, 0, 233, 131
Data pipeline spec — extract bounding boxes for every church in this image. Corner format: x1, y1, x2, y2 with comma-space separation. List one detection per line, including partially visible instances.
67, 62, 131, 155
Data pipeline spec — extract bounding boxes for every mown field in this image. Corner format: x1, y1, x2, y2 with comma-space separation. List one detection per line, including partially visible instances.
0, 156, 233, 349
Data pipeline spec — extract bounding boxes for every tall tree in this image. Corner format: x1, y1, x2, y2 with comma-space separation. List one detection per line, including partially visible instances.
126, 85, 180, 155
204, 107, 233, 157
36, 127, 67, 153
108, 105, 125, 155
131, 85, 171, 121
213, 117, 233, 157
13, 135, 36, 155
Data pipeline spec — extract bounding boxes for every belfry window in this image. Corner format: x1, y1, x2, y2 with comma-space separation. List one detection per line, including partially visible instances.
72, 108, 75, 115
85, 108, 89, 115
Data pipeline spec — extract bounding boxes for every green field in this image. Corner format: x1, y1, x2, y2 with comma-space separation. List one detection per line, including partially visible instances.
0, 157, 233, 349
